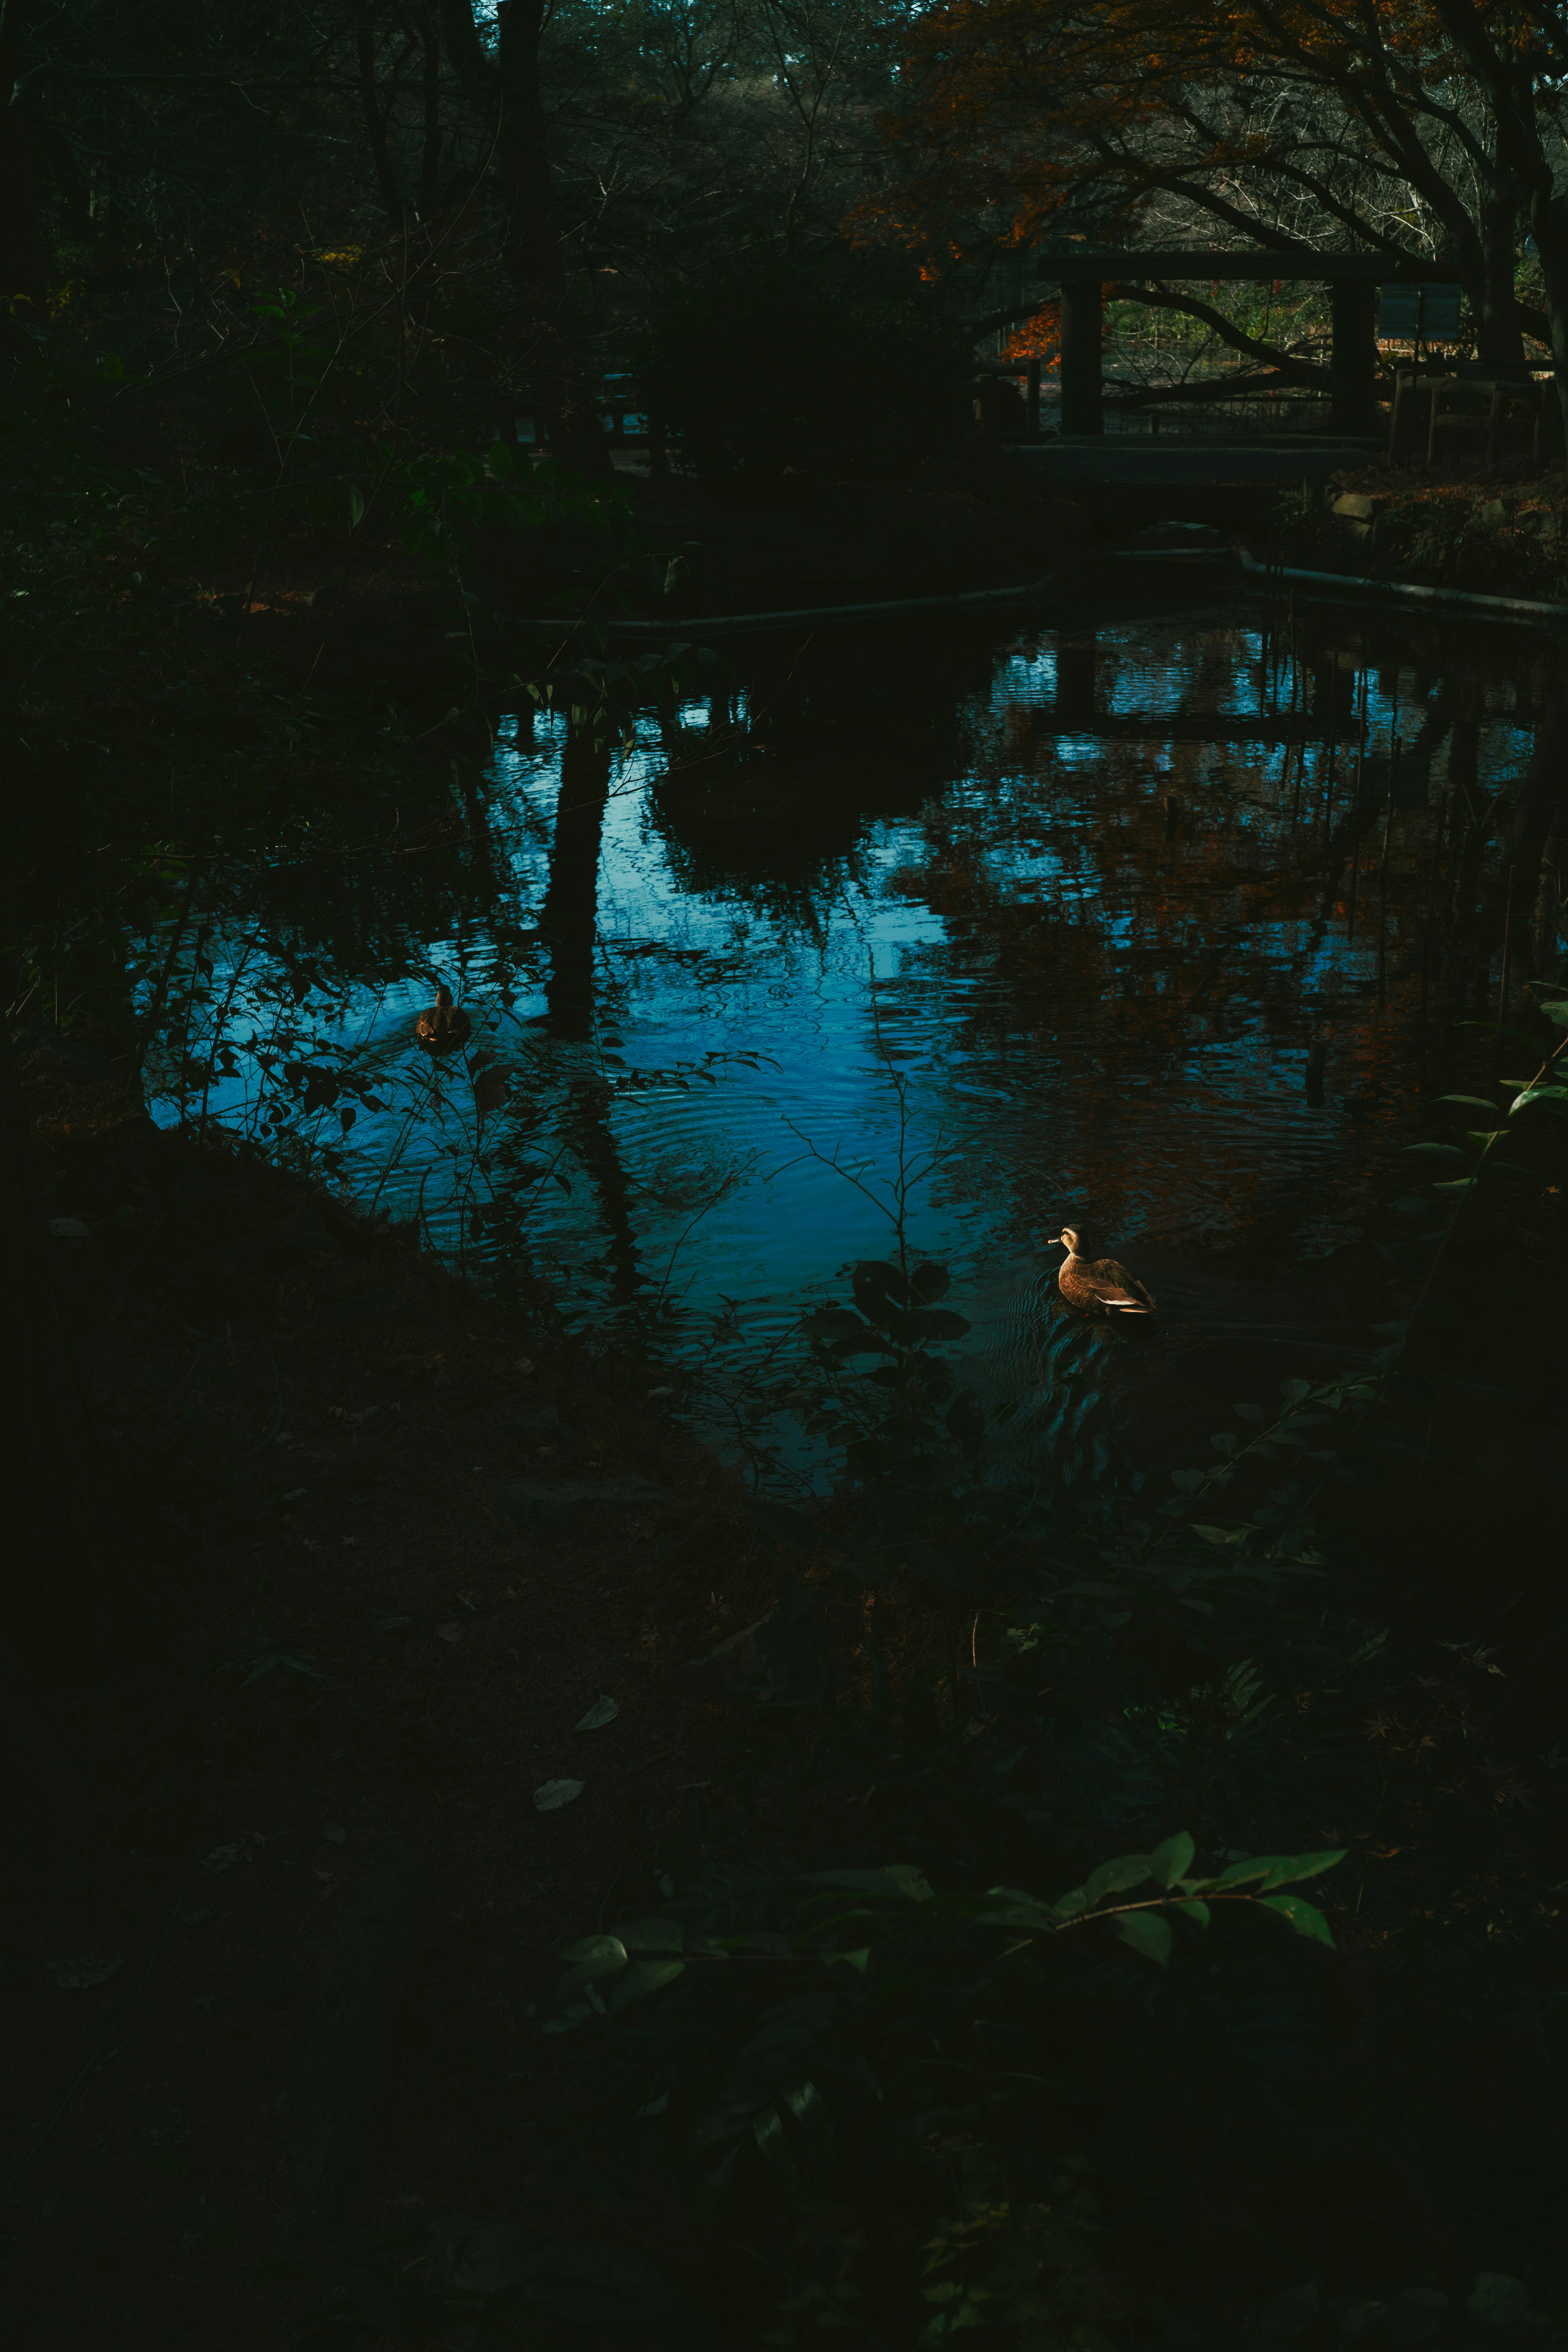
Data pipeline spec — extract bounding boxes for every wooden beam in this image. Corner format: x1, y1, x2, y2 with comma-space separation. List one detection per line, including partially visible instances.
1059, 279, 1103, 436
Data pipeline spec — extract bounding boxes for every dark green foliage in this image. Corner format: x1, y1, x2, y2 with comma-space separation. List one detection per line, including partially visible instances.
641, 268, 971, 485
292, 1844, 421, 2235
297, 2223, 712, 2345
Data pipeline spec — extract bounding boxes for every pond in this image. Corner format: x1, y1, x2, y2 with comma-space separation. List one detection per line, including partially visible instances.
150, 574, 1551, 1481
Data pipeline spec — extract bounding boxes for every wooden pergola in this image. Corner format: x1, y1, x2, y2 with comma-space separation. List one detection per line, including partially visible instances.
978, 248, 1463, 435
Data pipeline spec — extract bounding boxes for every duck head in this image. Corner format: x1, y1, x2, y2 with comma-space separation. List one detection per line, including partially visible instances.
1056, 1225, 1084, 1256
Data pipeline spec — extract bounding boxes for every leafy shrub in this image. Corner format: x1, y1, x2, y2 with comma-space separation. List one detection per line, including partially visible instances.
641, 268, 971, 485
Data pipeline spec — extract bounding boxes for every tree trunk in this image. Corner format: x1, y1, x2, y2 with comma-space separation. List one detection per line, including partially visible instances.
419, 4, 443, 224
441, 0, 609, 477
0, 1021, 133, 1677
356, 7, 407, 236
1477, 191, 1526, 370
494, 0, 608, 474
541, 730, 609, 1038
0, 0, 49, 324
1329, 281, 1376, 434
1528, 191, 1568, 452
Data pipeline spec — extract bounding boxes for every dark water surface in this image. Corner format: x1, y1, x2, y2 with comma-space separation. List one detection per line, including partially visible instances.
152, 577, 1546, 1472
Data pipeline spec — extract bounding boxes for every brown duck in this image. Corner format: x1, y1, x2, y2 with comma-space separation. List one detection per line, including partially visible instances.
415, 985, 472, 1055
1054, 1225, 1156, 1315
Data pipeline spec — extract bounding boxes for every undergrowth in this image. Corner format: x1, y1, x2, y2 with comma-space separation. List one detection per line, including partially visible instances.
289, 1000, 1568, 2350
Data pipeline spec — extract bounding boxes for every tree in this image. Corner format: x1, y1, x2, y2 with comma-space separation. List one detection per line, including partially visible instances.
862, 0, 1564, 388
1427, 0, 1568, 435
441, 0, 610, 471
0, 0, 51, 319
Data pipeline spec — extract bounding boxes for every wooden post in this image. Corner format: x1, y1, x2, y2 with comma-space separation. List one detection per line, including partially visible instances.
1330, 280, 1377, 434
975, 374, 1000, 439
1386, 369, 1407, 463
1059, 280, 1103, 436
1026, 356, 1041, 438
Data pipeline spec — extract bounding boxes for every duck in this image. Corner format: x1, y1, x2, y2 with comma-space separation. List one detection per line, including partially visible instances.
1053, 1225, 1156, 1315
415, 985, 472, 1055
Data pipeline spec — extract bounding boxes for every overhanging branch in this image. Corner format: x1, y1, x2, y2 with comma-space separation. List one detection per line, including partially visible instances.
1111, 281, 1328, 383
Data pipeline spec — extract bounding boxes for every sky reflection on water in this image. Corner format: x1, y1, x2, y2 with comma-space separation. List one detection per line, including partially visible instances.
151, 588, 1543, 1453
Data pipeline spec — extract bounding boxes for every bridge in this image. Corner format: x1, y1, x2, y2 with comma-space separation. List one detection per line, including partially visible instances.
977, 247, 1463, 435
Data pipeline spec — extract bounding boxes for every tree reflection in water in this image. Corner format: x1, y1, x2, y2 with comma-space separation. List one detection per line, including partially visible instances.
143, 592, 1564, 1465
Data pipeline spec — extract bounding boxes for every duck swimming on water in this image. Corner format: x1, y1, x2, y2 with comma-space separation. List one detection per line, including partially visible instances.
415, 985, 472, 1055
1054, 1226, 1156, 1315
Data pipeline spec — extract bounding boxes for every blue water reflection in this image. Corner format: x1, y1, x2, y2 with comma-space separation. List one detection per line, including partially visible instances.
146, 592, 1539, 1461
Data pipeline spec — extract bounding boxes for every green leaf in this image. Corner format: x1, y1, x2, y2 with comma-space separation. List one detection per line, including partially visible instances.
488, 441, 515, 479
1214, 1847, 1345, 1892
851, 1260, 910, 1326
1539, 1000, 1568, 1027
1434, 1094, 1499, 1109
1387, 2289, 1449, 2346
1403, 1142, 1468, 1158
1257, 1894, 1336, 1946
431, 2221, 704, 2329
753, 2103, 795, 2189
1111, 1910, 1172, 1964
1466, 2274, 1529, 2329
1170, 1468, 1206, 1492
611, 1917, 684, 1952
1083, 1852, 1153, 1904
807, 1865, 933, 1900
976, 1898, 1061, 1932
1259, 2284, 1321, 2340
802, 1307, 870, 1341
1512, 1085, 1568, 1112
1279, 1379, 1312, 1404
1148, 1831, 1195, 1888
1175, 1898, 1211, 1928
1432, 1178, 1479, 1193
607, 1958, 685, 2009
1234, 1402, 1267, 1423
891, 1305, 972, 1343
556, 1936, 628, 2000
1364, 1430, 1425, 1458
1456, 1020, 1544, 1047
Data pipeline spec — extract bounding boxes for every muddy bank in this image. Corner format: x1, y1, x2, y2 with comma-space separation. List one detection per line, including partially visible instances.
1271, 465, 1568, 600
184, 454, 1084, 700
7, 1034, 797, 2349
612, 457, 1080, 617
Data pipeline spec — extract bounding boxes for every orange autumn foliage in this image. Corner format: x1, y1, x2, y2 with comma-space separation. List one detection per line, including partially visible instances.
1004, 302, 1060, 363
